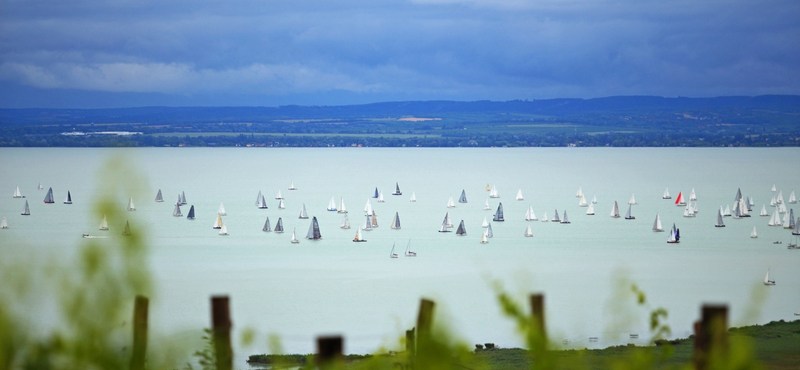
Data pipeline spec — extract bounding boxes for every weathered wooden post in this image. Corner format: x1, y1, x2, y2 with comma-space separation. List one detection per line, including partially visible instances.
211, 296, 233, 370
406, 328, 416, 358
692, 304, 728, 370
130, 295, 149, 370
529, 294, 547, 344
317, 335, 343, 369
416, 299, 435, 348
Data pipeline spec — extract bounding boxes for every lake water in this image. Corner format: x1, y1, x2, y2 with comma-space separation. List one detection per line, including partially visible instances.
1, 147, 799, 366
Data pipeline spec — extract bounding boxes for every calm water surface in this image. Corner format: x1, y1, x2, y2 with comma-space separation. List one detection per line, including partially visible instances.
1, 147, 799, 365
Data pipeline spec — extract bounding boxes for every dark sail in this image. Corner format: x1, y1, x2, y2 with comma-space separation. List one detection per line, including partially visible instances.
263, 217, 271, 232
456, 220, 466, 235
306, 216, 322, 240
187, 205, 195, 219
459, 190, 467, 203
43, 187, 54, 203
493, 203, 504, 222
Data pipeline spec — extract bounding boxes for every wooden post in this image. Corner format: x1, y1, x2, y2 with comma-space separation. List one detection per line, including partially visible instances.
416, 299, 435, 349
692, 304, 728, 370
529, 294, 547, 343
130, 295, 148, 370
406, 328, 416, 358
211, 296, 232, 370
317, 336, 343, 369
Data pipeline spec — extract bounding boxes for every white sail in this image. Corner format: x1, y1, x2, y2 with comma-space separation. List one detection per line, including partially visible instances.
410, 192, 417, 202
524, 225, 533, 237
789, 190, 797, 204
782, 212, 790, 228
483, 199, 491, 210
683, 202, 695, 217
289, 181, 296, 190
779, 202, 787, 214
760, 204, 768, 216
299, 204, 308, 219
64, 191, 72, 204
38, 182, 42, 190
338, 197, 347, 213
480, 230, 489, 244
579, 194, 587, 207
591, 194, 597, 204
438, 218, 450, 232
218, 202, 226, 216
724, 204, 731, 216
764, 269, 775, 285
291, 228, 299, 243
213, 213, 222, 229
693, 202, 698, 214
1, 217, 8, 229
377, 191, 385, 203
541, 211, 548, 222
447, 196, 455, 208
340, 214, 350, 229
405, 241, 416, 256
560, 210, 570, 224
575, 186, 583, 198
751, 226, 757, 238
516, 189, 523, 200
625, 204, 634, 219
662, 187, 671, 199
353, 227, 364, 241
391, 212, 401, 229
715, 209, 725, 227
445, 212, 453, 227
525, 205, 537, 221
22, 200, 30, 215
180, 191, 187, 205
364, 199, 372, 213
275, 190, 283, 199
628, 194, 637, 205
482, 217, 489, 228
770, 195, 777, 206
219, 224, 228, 235
777, 191, 784, 204
689, 188, 697, 201
653, 214, 663, 231
127, 197, 136, 211
173, 204, 182, 217
489, 185, 499, 198
768, 209, 778, 226
278, 199, 285, 209
610, 201, 620, 218
258, 194, 268, 209
99, 215, 109, 230
772, 184, 777, 192
586, 203, 595, 215
327, 196, 337, 211
363, 214, 373, 231
13, 186, 22, 198
256, 191, 263, 206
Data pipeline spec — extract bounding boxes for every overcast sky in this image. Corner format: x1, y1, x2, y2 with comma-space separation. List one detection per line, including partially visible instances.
1, 0, 799, 108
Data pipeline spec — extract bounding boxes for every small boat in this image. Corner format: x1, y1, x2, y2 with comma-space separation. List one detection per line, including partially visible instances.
760, 204, 768, 216
628, 194, 637, 205
724, 204, 731, 217
789, 190, 796, 204
578, 194, 588, 207
793, 216, 800, 236
675, 192, 686, 206
482, 217, 489, 228
1, 217, 8, 229
338, 197, 348, 213
278, 199, 285, 209
763, 269, 775, 285
37, 182, 43, 190
768, 208, 780, 226
489, 185, 499, 198
122, 221, 132, 236
410, 192, 416, 202
715, 209, 725, 227
212, 213, 223, 229
363, 214, 374, 231
560, 210, 570, 224
364, 199, 372, 214
21, 200, 30, 215
445, 212, 453, 228
275, 190, 284, 200
263, 217, 271, 232
667, 223, 680, 243
64, 191, 72, 204
575, 186, 583, 198
371, 211, 379, 228
291, 228, 299, 243
662, 187, 671, 199
480, 230, 489, 244
404, 240, 416, 256
610, 201, 620, 218
774, 241, 782, 244
783, 210, 794, 229
43, 187, 54, 204
255, 191, 263, 206
683, 202, 695, 217
13, 186, 23, 198
751, 226, 758, 238
173, 204, 182, 217
689, 188, 697, 201
218, 202, 227, 216
586, 203, 595, 215
127, 197, 136, 211
257, 194, 268, 209
777, 191, 785, 204
377, 191, 385, 203
771, 184, 777, 192
591, 194, 597, 204
485, 183, 491, 191
486, 224, 493, 237
288, 181, 297, 190
493, 203, 504, 222
456, 220, 467, 235
305, 216, 322, 240
693, 202, 699, 214
274, 218, 284, 233
340, 214, 350, 229
552, 209, 560, 223
516, 189, 524, 201
524, 225, 533, 237
99, 215, 109, 230
459, 189, 468, 203
180, 191, 187, 205
483, 199, 491, 210
219, 224, 229, 236
446, 196, 456, 208
299, 204, 309, 219
373, 187, 379, 198
187, 205, 196, 220
770, 195, 777, 206
392, 182, 402, 196
652, 214, 664, 232
353, 226, 366, 242
438, 217, 451, 233
525, 205, 537, 221
327, 196, 337, 211
541, 212, 549, 222
390, 212, 401, 229
155, 189, 163, 202
390, 243, 399, 258
624, 204, 635, 220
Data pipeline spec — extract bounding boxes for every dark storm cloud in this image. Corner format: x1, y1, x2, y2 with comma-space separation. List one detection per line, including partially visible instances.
1, 0, 798, 107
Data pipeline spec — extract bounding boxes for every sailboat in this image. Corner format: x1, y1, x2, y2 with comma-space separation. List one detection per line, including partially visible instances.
789, 190, 797, 204
516, 189, 524, 201
662, 187, 671, 199
410, 192, 416, 202
275, 190, 284, 199
628, 194, 637, 205
724, 204, 731, 217
486, 224, 494, 237
256, 191, 263, 206
299, 204, 309, 219
377, 191, 385, 203
689, 188, 697, 201
212, 213, 222, 229
274, 218, 284, 233
793, 216, 800, 236
373, 187, 379, 198
180, 191, 187, 205
715, 209, 725, 227
652, 214, 664, 232
327, 196, 337, 211
127, 197, 136, 211
524, 225, 533, 237
257, 194, 268, 209
480, 230, 489, 244
43, 187, 54, 203
525, 205, 537, 221
493, 203, 504, 222
390, 243, 399, 258
405, 240, 416, 256
391, 212, 401, 229
338, 213, 350, 229
13, 186, 24, 198
624, 204, 635, 220
683, 202, 696, 217
291, 228, 299, 243
99, 215, 109, 230
459, 190, 468, 203
763, 269, 776, 285
483, 199, 491, 210
770, 195, 777, 206
447, 196, 456, 208
445, 212, 453, 228
37, 182, 43, 190
263, 217, 271, 232
768, 208, 780, 226
64, 191, 72, 204
489, 185, 499, 198
218, 203, 227, 216
364, 199, 372, 214
760, 204, 768, 216
288, 181, 297, 190
482, 217, 489, 228
777, 191, 785, 204
772, 184, 777, 192
371, 211, 379, 228
486, 183, 491, 191
392, 182, 402, 196
610, 201, 620, 218
1, 217, 8, 229
783, 210, 794, 229
586, 203, 595, 215
438, 217, 451, 233
667, 223, 680, 243
560, 210, 570, 224
155, 189, 163, 202
541, 211, 548, 222
363, 214, 374, 231
578, 194, 588, 207
552, 209, 560, 223
122, 221, 132, 236
21, 200, 30, 215
675, 192, 686, 206
305, 216, 322, 240
576, 186, 583, 198
278, 199, 285, 209
751, 226, 758, 238
173, 204, 182, 217
456, 220, 467, 235
187, 205, 195, 219
219, 223, 228, 236
353, 227, 366, 242
338, 198, 347, 213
